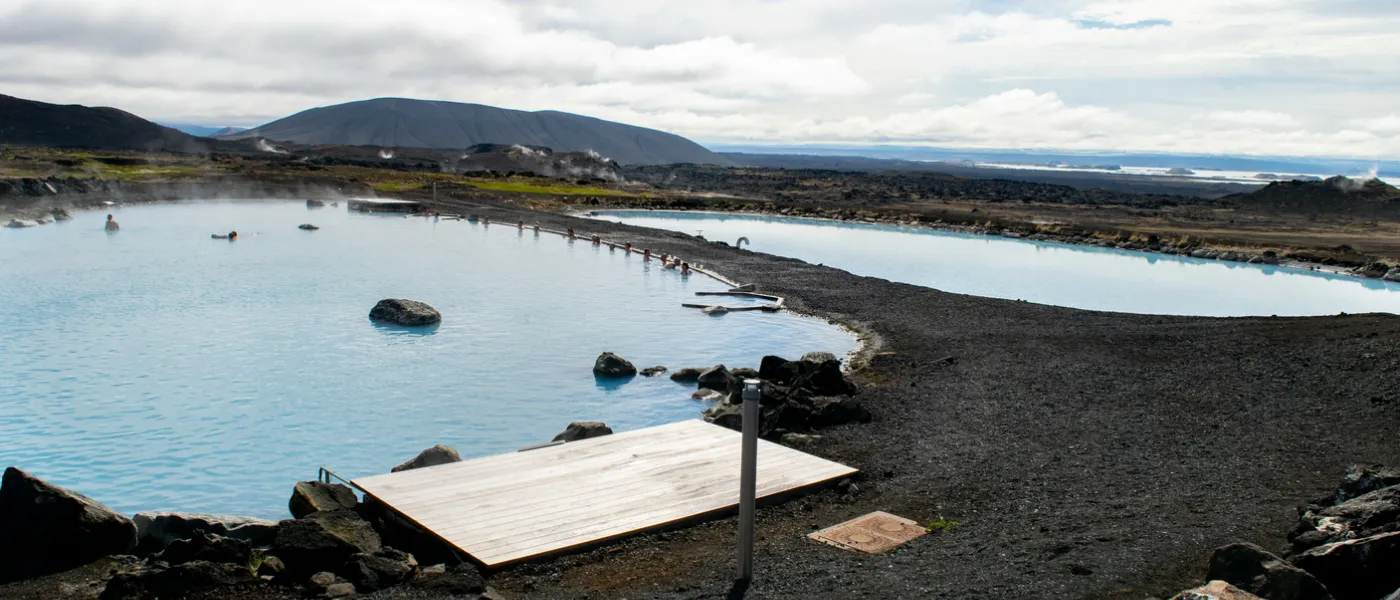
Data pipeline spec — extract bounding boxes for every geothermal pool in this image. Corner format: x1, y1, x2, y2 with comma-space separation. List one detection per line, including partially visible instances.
592, 210, 1400, 317
0, 201, 856, 518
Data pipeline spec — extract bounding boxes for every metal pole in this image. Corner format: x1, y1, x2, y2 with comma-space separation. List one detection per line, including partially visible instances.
737, 378, 761, 582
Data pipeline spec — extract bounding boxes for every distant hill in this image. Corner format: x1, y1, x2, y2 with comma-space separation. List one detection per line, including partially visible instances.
1220, 176, 1400, 216
160, 124, 248, 138
222, 98, 732, 166
208, 126, 247, 137
1, 94, 208, 152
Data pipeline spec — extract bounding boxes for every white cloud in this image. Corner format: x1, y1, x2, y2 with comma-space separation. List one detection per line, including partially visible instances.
0, 0, 1396, 158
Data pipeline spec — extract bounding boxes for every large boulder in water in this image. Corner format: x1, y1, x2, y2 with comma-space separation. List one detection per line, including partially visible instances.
289, 481, 359, 519
552, 421, 613, 442
1206, 542, 1333, 600
391, 444, 462, 473
272, 510, 382, 579
669, 367, 704, 382
592, 352, 636, 377
0, 467, 137, 584
133, 512, 278, 554
697, 365, 733, 393
369, 299, 441, 326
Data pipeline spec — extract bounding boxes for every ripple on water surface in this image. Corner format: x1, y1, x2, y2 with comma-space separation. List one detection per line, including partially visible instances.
593, 210, 1400, 317
0, 201, 857, 518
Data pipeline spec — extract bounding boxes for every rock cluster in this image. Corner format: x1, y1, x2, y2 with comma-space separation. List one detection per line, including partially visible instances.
0, 467, 137, 584
688, 353, 870, 440
1169, 464, 1400, 600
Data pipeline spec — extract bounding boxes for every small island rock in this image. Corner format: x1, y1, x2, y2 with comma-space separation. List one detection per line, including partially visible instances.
552, 421, 613, 442
369, 299, 441, 326
592, 352, 637, 377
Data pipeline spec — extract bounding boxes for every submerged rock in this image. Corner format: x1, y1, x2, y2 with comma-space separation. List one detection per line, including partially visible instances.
692, 389, 725, 402
51, 208, 72, 221
5, 219, 37, 228
552, 421, 613, 442
640, 365, 668, 377
369, 299, 441, 326
133, 512, 278, 554
391, 444, 462, 473
0, 467, 137, 584
702, 306, 729, 316
299, 223, 321, 230
592, 352, 637, 377
1206, 542, 1332, 600
669, 367, 704, 382
289, 481, 359, 519
307, 199, 326, 208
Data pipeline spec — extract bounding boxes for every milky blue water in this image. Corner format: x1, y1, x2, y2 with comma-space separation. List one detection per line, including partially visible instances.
592, 210, 1400, 317
0, 201, 855, 518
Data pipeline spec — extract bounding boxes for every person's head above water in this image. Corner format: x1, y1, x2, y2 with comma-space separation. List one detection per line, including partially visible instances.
106, 214, 113, 221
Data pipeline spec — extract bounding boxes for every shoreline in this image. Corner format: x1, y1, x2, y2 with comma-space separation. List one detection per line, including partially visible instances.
574, 205, 1400, 285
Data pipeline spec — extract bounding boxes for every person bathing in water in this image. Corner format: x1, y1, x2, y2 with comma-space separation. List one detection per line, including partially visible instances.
105, 214, 120, 231
211, 230, 238, 240
680, 262, 692, 276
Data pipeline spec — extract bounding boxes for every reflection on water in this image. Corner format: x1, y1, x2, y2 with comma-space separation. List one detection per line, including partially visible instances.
0, 201, 856, 517
594, 210, 1400, 317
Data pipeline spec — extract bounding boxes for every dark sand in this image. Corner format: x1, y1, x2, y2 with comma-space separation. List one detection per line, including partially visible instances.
5, 198, 1397, 600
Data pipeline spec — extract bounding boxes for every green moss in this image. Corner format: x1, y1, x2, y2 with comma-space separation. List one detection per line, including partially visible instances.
465, 180, 632, 196
372, 182, 424, 192
926, 514, 961, 533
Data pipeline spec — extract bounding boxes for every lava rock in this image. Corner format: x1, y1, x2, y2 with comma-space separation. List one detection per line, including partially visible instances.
155, 532, 252, 567
1333, 465, 1400, 505
257, 555, 285, 578
801, 351, 839, 364
5, 219, 37, 228
342, 547, 418, 592
1291, 485, 1400, 553
697, 365, 733, 393
410, 564, 486, 596
730, 367, 760, 380
759, 355, 807, 385
592, 352, 637, 377
669, 368, 704, 382
692, 389, 725, 402
369, 299, 442, 326
640, 366, 668, 377
51, 208, 73, 221
306, 571, 353, 598
1206, 542, 1333, 600
808, 396, 873, 427
102, 560, 257, 600
133, 512, 278, 555
791, 359, 857, 397
552, 421, 613, 443
359, 496, 461, 568
289, 481, 359, 519
1171, 581, 1267, 600
392, 444, 462, 473
0, 467, 137, 584
1290, 531, 1400, 600
272, 510, 382, 578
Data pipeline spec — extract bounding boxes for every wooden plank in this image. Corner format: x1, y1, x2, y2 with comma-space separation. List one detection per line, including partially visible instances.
351, 419, 856, 567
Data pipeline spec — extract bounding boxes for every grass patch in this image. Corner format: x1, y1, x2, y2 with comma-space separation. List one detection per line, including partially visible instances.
372, 182, 424, 192
926, 514, 961, 533
465, 179, 632, 196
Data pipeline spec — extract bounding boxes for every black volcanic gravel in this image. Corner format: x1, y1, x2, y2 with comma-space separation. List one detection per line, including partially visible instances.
445, 200, 1400, 600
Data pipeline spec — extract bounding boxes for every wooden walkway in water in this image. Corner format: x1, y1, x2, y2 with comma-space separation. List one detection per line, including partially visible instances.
351, 420, 857, 567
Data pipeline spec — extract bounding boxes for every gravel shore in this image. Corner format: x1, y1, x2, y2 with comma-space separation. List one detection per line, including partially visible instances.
440, 198, 1400, 599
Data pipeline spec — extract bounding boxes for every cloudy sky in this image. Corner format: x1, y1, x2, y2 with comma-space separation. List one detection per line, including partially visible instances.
2, 0, 1398, 157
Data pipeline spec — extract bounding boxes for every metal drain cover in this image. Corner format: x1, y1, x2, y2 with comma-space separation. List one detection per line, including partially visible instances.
808, 511, 926, 554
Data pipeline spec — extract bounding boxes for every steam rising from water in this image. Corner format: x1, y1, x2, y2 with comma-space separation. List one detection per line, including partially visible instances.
255, 139, 287, 154
379, 150, 395, 159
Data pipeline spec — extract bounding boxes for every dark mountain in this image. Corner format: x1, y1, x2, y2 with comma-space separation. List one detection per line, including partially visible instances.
1220, 176, 1400, 216
222, 98, 732, 166
0, 94, 208, 152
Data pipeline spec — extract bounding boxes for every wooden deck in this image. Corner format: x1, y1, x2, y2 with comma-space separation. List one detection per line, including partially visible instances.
352, 419, 857, 567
